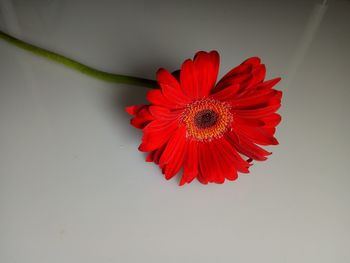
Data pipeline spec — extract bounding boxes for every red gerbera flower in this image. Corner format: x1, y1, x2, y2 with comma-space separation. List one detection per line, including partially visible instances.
126, 51, 282, 185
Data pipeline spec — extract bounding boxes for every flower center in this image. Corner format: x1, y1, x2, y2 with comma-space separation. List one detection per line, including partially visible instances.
181, 99, 233, 141
194, 109, 218, 128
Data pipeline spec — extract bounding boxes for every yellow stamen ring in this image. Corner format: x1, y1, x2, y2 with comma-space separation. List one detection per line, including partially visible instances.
181, 99, 233, 141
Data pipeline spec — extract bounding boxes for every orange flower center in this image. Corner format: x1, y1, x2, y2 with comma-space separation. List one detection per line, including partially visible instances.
181, 99, 233, 141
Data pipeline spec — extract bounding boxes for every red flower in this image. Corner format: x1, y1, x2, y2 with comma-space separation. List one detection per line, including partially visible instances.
126, 51, 282, 185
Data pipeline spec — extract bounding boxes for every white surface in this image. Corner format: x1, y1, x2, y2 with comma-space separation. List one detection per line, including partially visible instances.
0, 0, 350, 262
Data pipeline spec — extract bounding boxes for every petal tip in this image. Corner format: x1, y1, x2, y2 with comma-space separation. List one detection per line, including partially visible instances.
125, 105, 136, 116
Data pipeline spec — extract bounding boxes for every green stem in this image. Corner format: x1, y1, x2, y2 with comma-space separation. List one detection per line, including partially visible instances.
0, 30, 158, 88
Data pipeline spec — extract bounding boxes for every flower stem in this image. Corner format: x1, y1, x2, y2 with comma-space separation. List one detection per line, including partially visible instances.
0, 30, 158, 88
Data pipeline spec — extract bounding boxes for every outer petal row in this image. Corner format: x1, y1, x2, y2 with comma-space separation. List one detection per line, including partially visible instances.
180, 51, 220, 99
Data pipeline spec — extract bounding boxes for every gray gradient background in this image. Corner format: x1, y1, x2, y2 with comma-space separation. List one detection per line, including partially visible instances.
0, 0, 349, 262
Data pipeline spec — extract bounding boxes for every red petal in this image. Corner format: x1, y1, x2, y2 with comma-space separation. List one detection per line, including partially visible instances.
193, 51, 220, 97
157, 68, 181, 90
125, 105, 146, 116
242, 57, 261, 67
198, 143, 216, 183
157, 68, 190, 107
216, 72, 251, 92
139, 120, 178, 152
235, 103, 281, 119
206, 142, 230, 183
234, 125, 279, 145
130, 106, 154, 129
146, 151, 155, 162
216, 57, 262, 91
222, 57, 261, 81
180, 59, 200, 99
197, 171, 208, 184
153, 144, 167, 164
216, 137, 250, 174
227, 132, 271, 161
210, 84, 240, 101
256, 78, 281, 91
158, 127, 187, 180
263, 127, 276, 135
233, 90, 282, 109
180, 140, 199, 186
234, 117, 265, 127
146, 89, 173, 108
197, 138, 248, 184
262, 113, 282, 127
148, 106, 181, 120
229, 64, 266, 97
239, 77, 281, 101
130, 117, 150, 129
248, 64, 266, 88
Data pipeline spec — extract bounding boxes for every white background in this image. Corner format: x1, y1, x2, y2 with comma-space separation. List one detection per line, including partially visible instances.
0, 0, 349, 262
